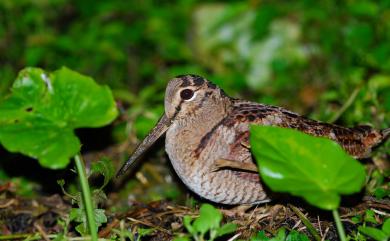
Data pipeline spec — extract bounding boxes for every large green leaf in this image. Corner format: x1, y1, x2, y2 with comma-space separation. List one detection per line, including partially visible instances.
0, 67, 118, 169
250, 125, 366, 210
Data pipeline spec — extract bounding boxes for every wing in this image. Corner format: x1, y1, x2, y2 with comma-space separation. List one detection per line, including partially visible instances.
227, 100, 383, 158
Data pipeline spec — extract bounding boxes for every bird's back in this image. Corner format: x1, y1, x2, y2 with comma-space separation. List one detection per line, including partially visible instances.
229, 100, 387, 158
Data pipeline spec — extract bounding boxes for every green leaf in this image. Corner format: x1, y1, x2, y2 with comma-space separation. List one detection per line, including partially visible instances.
183, 216, 195, 235
358, 226, 388, 241
137, 228, 155, 241
382, 218, 390, 236
193, 204, 222, 235
351, 214, 363, 224
92, 189, 108, 207
286, 230, 310, 241
69, 208, 84, 222
364, 210, 378, 224
75, 223, 88, 236
216, 223, 237, 237
0, 67, 118, 169
70, 207, 107, 235
138, 228, 154, 236
94, 208, 107, 226
374, 187, 389, 199
270, 228, 286, 241
173, 237, 191, 241
250, 230, 270, 241
70, 207, 88, 235
52, 233, 67, 241
250, 125, 366, 210
91, 157, 115, 189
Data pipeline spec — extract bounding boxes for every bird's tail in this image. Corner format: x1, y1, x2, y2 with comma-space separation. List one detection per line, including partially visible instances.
381, 128, 390, 141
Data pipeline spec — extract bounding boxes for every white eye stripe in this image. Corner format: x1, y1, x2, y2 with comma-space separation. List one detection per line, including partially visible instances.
184, 91, 197, 101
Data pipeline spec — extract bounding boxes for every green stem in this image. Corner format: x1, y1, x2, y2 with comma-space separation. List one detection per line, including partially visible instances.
289, 205, 322, 241
332, 209, 347, 241
75, 154, 98, 241
328, 86, 360, 123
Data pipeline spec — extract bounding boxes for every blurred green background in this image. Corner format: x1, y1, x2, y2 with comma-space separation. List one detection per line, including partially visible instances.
1, 0, 389, 145
0, 2, 389, 237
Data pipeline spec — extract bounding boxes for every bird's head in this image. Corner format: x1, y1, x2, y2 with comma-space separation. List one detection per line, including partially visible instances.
116, 74, 230, 176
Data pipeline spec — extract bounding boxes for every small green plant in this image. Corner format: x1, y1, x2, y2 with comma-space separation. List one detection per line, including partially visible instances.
52, 218, 71, 241
358, 218, 390, 241
174, 203, 237, 241
350, 210, 390, 241
250, 125, 367, 241
0, 67, 118, 240
111, 221, 155, 241
58, 157, 114, 235
248, 228, 310, 241
366, 169, 390, 199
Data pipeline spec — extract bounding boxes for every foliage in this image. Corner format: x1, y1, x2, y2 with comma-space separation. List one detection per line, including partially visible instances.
250, 125, 366, 210
111, 222, 155, 241
192, 1, 390, 126
358, 218, 390, 241
1, 0, 389, 128
248, 229, 310, 241
350, 210, 390, 241
366, 169, 390, 199
58, 157, 114, 236
52, 218, 71, 241
0, 66, 118, 239
0, 67, 118, 169
174, 203, 237, 241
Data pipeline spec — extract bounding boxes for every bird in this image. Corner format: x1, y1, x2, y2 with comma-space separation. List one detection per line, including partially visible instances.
117, 75, 389, 205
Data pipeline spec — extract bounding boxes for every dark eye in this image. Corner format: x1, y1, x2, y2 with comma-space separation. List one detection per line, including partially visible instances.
180, 89, 194, 100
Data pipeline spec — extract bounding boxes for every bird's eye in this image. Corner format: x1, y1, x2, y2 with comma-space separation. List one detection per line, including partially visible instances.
180, 89, 195, 100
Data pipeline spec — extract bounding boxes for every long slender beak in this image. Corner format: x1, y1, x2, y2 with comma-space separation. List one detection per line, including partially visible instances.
116, 113, 171, 177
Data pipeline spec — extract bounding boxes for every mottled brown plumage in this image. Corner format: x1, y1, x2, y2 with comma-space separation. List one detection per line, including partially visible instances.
118, 75, 389, 205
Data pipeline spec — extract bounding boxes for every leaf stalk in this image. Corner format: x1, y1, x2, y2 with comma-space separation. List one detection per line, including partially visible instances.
75, 154, 98, 241
332, 209, 346, 241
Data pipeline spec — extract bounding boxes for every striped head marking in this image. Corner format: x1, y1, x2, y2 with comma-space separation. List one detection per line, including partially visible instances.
164, 74, 227, 120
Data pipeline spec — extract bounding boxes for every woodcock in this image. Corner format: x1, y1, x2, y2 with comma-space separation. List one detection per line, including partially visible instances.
118, 75, 389, 205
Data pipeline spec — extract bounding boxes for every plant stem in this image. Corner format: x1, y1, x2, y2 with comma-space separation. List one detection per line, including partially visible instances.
332, 209, 346, 241
328, 86, 360, 123
289, 204, 322, 241
75, 154, 98, 241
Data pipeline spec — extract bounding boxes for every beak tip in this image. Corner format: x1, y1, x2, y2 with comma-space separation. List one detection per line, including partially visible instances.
115, 167, 126, 178
116, 159, 131, 178
116, 155, 137, 178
